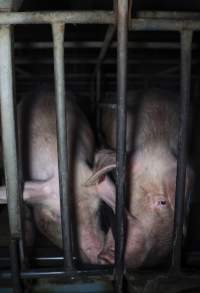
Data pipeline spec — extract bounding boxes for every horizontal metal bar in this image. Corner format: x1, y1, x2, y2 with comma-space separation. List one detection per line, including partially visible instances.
130, 18, 200, 31
52, 22, 73, 269
0, 268, 113, 280
17, 72, 200, 80
13, 41, 200, 50
0, 11, 199, 31
0, 11, 114, 24
137, 10, 200, 19
14, 57, 185, 65
0, 12, 199, 31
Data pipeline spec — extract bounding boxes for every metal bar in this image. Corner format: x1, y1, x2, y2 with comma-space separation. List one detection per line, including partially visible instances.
171, 30, 193, 271
0, 268, 113, 280
14, 41, 199, 50
17, 72, 190, 80
91, 25, 116, 122
52, 23, 73, 269
96, 67, 101, 136
115, 0, 128, 292
0, 12, 199, 31
95, 25, 116, 70
0, 11, 199, 31
1, 249, 199, 267
0, 11, 199, 32
137, 10, 200, 19
9, 240, 22, 293
130, 18, 200, 31
0, 11, 114, 24
14, 57, 184, 65
0, 25, 23, 292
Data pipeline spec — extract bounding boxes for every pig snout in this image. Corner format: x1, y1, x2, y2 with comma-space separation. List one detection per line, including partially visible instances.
97, 228, 115, 265
78, 225, 105, 264
97, 215, 147, 268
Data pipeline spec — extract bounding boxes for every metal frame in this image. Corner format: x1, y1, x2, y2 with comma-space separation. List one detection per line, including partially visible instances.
0, 5, 199, 293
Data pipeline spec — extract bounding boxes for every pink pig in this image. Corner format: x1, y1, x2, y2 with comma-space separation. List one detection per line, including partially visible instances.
0, 87, 116, 264
86, 89, 193, 267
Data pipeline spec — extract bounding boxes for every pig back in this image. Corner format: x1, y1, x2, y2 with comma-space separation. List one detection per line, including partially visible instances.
18, 89, 95, 181
101, 89, 179, 154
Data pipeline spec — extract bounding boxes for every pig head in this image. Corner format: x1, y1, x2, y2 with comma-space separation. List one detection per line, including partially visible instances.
87, 145, 193, 268
86, 89, 193, 268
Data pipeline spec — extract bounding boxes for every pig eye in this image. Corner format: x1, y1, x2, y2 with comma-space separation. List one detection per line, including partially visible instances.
158, 200, 166, 206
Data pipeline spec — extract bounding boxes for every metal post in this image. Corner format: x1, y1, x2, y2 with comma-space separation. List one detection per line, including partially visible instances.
115, 0, 128, 292
0, 25, 23, 292
171, 30, 193, 271
52, 23, 73, 269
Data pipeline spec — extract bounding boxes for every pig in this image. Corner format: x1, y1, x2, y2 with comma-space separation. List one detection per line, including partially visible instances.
0, 87, 116, 264
86, 89, 193, 268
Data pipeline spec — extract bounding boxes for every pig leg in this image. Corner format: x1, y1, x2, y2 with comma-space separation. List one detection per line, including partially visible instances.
0, 178, 57, 204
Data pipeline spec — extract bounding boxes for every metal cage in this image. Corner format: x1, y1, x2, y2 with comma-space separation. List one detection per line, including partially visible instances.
0, 1, 199, 292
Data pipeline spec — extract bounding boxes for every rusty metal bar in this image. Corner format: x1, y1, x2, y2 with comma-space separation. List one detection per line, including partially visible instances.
130, 18, 200, 31
0, 11, 199, 31
171, 30, 193, 271
137, 10, 200, 19
52, 23, 73, 269
0, 11, 114, 24
115, 0, 128, 292
0, 12, 199, 31
0, 24, 23, 292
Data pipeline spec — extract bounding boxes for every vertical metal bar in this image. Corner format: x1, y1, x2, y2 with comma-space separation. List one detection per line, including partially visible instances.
115, 0, 128, 292
171, 30, 193, 271
0, 25, 23, 293
10, 240, 23, 293
95, 25, 116, 71
96, 67, 101, 138
52, 22, 73, 269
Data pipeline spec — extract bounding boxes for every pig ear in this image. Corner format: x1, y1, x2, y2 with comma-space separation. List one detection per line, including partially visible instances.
84, 149, 116, 186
